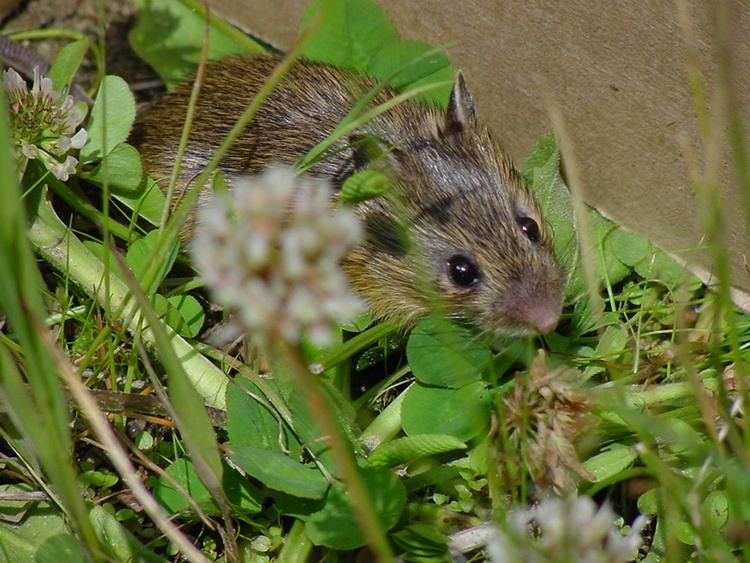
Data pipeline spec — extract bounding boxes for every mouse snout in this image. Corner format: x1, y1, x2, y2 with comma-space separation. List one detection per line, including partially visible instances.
515, 298, 561, 334
496, 276, 563, 335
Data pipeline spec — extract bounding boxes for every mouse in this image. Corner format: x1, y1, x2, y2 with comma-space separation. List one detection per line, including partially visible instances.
130, 55, 565, 336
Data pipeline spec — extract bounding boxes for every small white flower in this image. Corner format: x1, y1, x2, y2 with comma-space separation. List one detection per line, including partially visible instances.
49, 155, 78, 182
4, 66, 88, 181
4, 66, 25, 96
192, 166, 365, 346
70, 128, 88, 149
487, 496, 647, 563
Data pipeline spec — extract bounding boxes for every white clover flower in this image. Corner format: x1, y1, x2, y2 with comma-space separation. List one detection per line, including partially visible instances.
4, 67, 88, 181
487, 496, 647, 563
192, 166, 365, 347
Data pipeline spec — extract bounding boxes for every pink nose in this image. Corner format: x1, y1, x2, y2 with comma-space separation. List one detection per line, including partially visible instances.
527, 306, 560, 334
514, 300, 561, 334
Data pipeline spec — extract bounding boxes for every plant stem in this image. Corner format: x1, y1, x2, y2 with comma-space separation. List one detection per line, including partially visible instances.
277, 520, 314, 563
273, 336, 394, 562
360, 386, 408, 448
29, 197, 228, 409
316, 318, 400, 370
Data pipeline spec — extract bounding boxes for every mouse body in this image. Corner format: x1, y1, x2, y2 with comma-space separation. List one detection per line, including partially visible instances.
131, 55, 564, 336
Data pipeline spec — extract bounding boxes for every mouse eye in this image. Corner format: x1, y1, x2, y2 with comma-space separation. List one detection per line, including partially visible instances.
447, 254, 480, 288
517, 216, 541, 244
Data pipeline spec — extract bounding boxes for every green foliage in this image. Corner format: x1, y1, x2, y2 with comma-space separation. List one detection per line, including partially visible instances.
340, 169, 391, 204
154, 458, 262, 516
305, 467, 406, 549
406, 317, 492, 387
3, 0, 750, 561
115, 177, 167, 227
302, 0, 454, 107
35, 535, 88, 563
301, 0, 400, 72
368, 434, 467, 467
523, 131, 698, 298
128, 0, 266, 89
80, 143, 143, 194
402, 381, 491, 441
89, 505, 166, 563
125, 230, 178, 295
229, 448, 329, 500
0, 491, 71, 562
367, 41, 454, 106
0, 69, 100, 555
80, 75, 135, 163
47, 39, 89, 92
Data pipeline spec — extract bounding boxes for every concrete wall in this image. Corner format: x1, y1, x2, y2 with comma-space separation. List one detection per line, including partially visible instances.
213, 0, 750, 304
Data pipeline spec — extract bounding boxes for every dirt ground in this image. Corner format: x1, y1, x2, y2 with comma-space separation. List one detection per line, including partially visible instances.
2, 0, 156, 94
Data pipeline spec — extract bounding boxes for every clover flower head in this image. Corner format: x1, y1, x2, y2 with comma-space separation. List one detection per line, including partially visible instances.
4, 66, 88, 181
192, 166, 365, 347
503, 351, 595, 493
487, 496, 647, 563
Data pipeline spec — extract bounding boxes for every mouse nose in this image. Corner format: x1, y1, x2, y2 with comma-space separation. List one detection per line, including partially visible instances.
523, 302, 561, 334
504, 292, 562, 335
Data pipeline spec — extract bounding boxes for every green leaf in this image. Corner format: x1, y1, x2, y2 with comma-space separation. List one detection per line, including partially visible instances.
705, 490, 729, 529
637, 488, 659, 515
154, 458, 262, 516
229, 446, 329, 500
676, 520, 698, 546
608, 226, 651, 268
522, 133, 580, 291
125, 230, 178, 295
368, 434, 467, 467
35, 535, 87, 563
340, 169, 391, 204
368, 41, 454, 107
0, 490, 68, 561
115, 253, 226, 512
80, 143, 144, 194
522, 133, 635, 295
272, 358, 356, 475
226, 377, 298, 454
165, 377, 224, 508
89, 505, 165, 563
391, 524, 450, 560
305, 467, 406, 549
129, 0, 265, 89
48, 39, 89, 92
406, 317, 492, 388
301, 0, 399, 72
402, 381, 491, 441
80, 469, 118, 489
114, 177, 167, 227
0, 524, 38, 562
165, 294, 204, 338
634, 247, 689, 287
521, 131, 557, 184
340, 310, 373, 332
594, 325, 629, 362
590, 210, 632, 287
272, 492, 325, 520
81, 76, 136, 162
583, 446, 637, 482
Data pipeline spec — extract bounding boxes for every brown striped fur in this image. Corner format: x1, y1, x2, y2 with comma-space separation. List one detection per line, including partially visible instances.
130, 55, 564, 335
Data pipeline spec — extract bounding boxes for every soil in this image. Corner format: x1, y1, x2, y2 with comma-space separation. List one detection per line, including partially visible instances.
1, 0, 158, 96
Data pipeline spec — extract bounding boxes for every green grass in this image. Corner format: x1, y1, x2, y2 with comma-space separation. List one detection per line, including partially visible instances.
1, 1, 749, 562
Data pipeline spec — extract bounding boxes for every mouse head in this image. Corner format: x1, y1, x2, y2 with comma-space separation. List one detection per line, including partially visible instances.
343, 73, 566, 336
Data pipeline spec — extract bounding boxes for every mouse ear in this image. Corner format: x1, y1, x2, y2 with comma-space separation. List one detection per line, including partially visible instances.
444, 71, 476, 134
